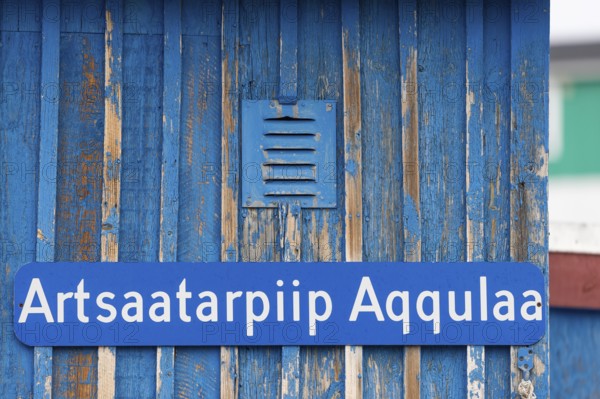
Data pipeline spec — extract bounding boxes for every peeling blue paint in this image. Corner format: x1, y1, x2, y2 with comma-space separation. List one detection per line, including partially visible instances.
0, 0, 551, 397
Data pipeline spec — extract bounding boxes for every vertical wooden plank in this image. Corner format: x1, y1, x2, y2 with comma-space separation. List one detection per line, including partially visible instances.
399, 1, 420, 398
221, 0, 240, 397
359, 0, 405, 397
279, 0, 297, 104
60, 1, 105, 34
174, 0, 222, 396
0, 17, 40, 399
115, 1, 163, 396
509, 0, 550, 397
296, 1, 344, 397
279, 0, 300, 395
418, 0, 467, 397
156, 0, 181, 398
0, 0, 18, 31
342, 0, 361, 273
12, 0, 43, 32
123, 0, 163, 35
481, 1, 512, 396
98, 0, 123, 397
297, 3, 344, 263
34, 1, 59, 397
342, 0, 362, 398
236, 1, 283, 397
280, 204, 301, 399
53, 6, 104, 395
466, 1, 485, 397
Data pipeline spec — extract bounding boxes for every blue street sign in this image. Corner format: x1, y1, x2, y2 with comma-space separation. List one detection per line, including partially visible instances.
14, 262, 545, 346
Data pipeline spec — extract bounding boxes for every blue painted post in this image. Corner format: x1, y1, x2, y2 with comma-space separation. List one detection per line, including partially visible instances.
98, 0, 123, 397
509, 0, 549, 397
466, 0, 485, 397
156, 0, 182, 397
34, 1, 60, 397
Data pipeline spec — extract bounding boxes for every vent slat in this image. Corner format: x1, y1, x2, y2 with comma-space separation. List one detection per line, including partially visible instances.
262, 164, 317, 182
265, 147, 316, 151
264, 131, 317, 136
264, 116, 315, 122
264, 192, 317, 197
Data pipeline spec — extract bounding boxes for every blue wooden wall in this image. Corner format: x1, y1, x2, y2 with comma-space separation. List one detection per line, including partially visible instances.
0, 0, 550, 397
550, 309, 600, 399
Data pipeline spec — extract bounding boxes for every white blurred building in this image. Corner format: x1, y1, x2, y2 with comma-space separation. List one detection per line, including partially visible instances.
549, 0, 600, 253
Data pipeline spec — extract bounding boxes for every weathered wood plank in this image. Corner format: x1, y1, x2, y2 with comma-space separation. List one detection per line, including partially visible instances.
175, 1, 222, 396
359, 0, 405, 397
235, 1, 284, 397
0, 0, 42, 32
465, 0, 485, 397
509, 0, 550, 397
278, 1, 300, 396
0, 29, 40, 399
341, 0, 363, 397
481, 1, 512, 395
123, 0, 163, 35
298, 0, 344, 265
399, 1, 419, 397
182, 0, 220, 36
155, 0, 180, 397
98, 0, 123, 397
279, 0, 297, 104
297, 0, 344, 397
342, 0, 362, 272
280, 204, 301, 399
33, 1, 59, 396
221, 0, 241, 397
53, 30, 103, 399
115, 31, 163, 399
60, 0, 105, 33
417, 0, 467, 396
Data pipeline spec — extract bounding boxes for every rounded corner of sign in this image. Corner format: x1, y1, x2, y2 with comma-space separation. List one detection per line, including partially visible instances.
12, 325, 34, 347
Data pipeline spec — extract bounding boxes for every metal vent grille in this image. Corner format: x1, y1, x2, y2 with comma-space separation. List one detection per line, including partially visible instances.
242, 100, 336, 208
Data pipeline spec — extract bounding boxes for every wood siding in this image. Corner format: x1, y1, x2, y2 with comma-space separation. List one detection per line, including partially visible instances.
0, 0, 549, 397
